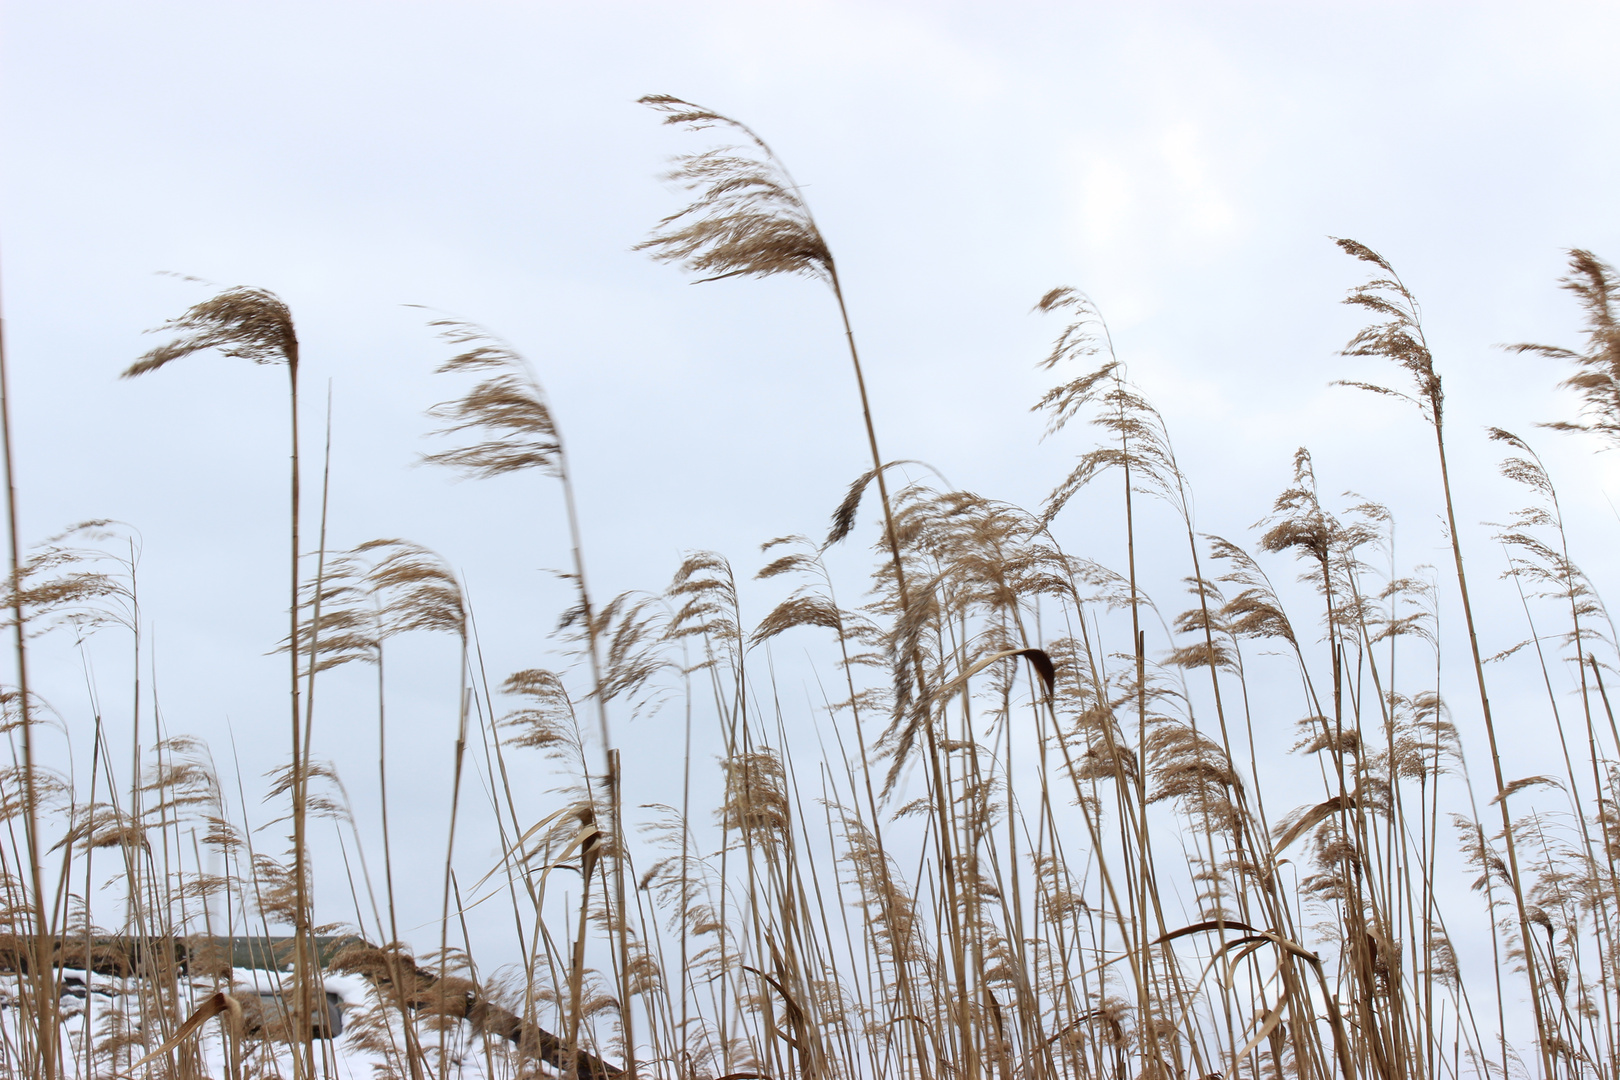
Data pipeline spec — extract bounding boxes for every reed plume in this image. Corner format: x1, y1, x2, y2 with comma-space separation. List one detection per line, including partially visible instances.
1508, 249, 1620, 447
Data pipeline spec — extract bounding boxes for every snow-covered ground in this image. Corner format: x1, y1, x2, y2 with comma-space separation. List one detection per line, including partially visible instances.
0, 967, 514, 1079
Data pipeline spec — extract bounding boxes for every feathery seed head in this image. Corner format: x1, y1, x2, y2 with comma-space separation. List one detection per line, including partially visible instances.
637, 95, 833, 286
1333, 238, 1441, 421
421, 318, 562, 480
125, 286, 298, 378
1508, 248, 1620, 447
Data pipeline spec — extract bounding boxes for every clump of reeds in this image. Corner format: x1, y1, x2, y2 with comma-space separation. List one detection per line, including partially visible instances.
3, 102, 1620, 1080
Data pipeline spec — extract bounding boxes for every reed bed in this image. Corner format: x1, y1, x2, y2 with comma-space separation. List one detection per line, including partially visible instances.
0, 97, 1616, 1080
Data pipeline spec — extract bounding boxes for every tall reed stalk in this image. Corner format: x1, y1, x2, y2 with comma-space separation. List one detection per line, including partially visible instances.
1334, 238, 1553, 1076
416, 314, 637, 1074
0, 250, 56, 1080
121, 286, 312, 1080
636, 96, 954, 1057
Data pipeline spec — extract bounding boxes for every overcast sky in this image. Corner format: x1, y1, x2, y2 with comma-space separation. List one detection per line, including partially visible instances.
4, 0, 1620, 988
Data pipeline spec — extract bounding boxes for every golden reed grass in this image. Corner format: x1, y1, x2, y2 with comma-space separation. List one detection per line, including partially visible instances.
0, 99, 1615, 1080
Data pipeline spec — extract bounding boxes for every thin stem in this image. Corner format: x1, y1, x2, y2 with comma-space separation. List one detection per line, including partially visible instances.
1432, 411, 1552, 1078
287, 356, 312, 1080
0, 289, 56, 1080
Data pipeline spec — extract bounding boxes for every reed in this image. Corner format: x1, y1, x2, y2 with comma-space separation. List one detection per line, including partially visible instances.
0, 239, 56, 1080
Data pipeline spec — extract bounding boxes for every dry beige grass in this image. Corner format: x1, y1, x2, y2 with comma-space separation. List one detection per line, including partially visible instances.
0, 104, 1616, 1080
